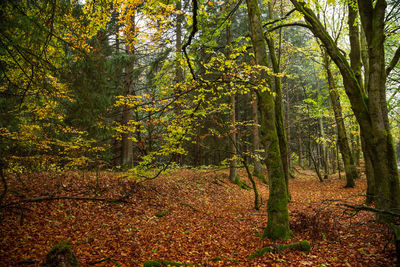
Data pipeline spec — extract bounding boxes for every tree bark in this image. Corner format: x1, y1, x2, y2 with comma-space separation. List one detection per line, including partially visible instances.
246, 0, 292, 240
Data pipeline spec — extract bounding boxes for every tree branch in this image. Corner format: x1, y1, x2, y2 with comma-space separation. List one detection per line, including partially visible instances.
268, 22, 312, 32
263, 9, 296, 28
182, 0, 199, 80
386, 45, 400, 76
341, 203, 400, 218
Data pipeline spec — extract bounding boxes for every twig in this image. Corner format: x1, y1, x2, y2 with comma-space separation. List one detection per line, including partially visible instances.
341, 203, 400, 218
89, 256, 121, 266
0, 182, 138, 210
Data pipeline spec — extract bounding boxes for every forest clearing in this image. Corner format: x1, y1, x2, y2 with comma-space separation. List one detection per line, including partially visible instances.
0, 167, 396, 266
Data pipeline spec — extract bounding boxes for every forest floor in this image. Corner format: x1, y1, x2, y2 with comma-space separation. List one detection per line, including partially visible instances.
0, 167, 397, 266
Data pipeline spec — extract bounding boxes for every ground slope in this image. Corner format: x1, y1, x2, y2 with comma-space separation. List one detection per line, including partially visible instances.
0, 168, 396, 266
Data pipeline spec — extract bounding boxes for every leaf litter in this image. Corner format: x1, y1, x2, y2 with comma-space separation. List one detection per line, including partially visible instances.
0, 168, 396, 266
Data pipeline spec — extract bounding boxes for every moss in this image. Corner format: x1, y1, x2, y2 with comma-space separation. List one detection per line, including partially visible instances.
155, 210, 169, 218
263, 193, 292, 240
247, 247, 271, 259
294, 240, 311, 251
42, 241, 80, 267
143, 260, 186, 267
209, 256, 222, 262
263, 223, 293, 241
247, 240, 311, 259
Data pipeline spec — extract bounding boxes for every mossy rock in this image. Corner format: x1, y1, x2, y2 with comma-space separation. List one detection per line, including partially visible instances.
144, 260, 184, 266
248, 240, 311, 259
42, 241, 80, 267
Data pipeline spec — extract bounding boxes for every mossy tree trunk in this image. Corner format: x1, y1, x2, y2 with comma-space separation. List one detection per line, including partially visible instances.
290, 0, 400, 222
362, 135, 375, 204
246, 0, 292, 240
321, 49, 357, 188
266, 2, 290, 198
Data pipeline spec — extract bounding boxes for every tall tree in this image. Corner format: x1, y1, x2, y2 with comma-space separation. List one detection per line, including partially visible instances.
121, 13, 135, 167
226, 16, 239, 183
246, 0, 292, 239
321, 48, 358, 187
266, 1, 290, 197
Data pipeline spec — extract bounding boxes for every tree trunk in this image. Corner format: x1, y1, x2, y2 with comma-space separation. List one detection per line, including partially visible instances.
246, 0, 292, 240
316, 72, 329, 179
172, 0, 184, 165
225, 17, 239, 183
298, 124, 303, 168
266, 2, 290, 197
322, 50, 358, 187
229, 92, 238, 183
252, 89, 264, 180
362, 134, 375, 204
121, 47, 134, 167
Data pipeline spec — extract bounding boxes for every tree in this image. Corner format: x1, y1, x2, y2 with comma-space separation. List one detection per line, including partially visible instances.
266, 1, 290, 197
246, 0, 292, 240
321, 48, 358, 187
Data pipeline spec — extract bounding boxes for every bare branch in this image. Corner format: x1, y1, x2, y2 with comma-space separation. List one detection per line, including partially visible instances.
387, 45, 400, 76
182, 0, 199, 80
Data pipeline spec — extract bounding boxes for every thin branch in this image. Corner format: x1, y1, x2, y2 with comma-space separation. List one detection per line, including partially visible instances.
269, 23, 312, 32
386, 45, 400, 76
263, 9, 296, 28
182, 0, 199, 80
0, 181, 139, 210
341, 203, 400, 218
